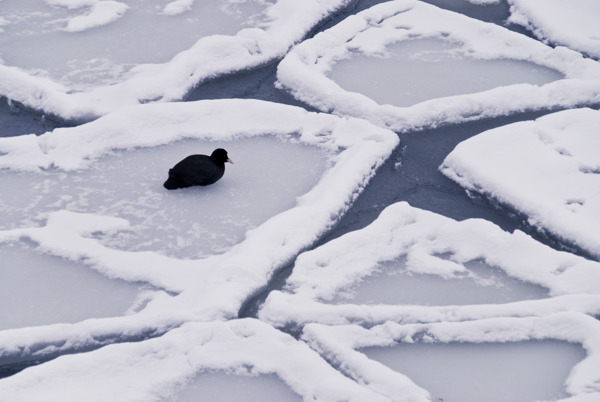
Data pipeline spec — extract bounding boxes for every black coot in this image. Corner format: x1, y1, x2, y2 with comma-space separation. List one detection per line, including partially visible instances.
164, 148, 233, 190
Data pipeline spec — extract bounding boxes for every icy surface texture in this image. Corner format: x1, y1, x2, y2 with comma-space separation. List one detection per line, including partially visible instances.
174, 372, 302, 402
441, 108, 600, 259
0, 320, 389, 401
0, 136, 327, 259
363, 340, 585, 402
261, 202, 600, 326
0, 0, 351, 120
330, 38, 562, 107
507, 0, 600, 59
0, 245, 146, 330
1, 0, 600, 401
260, 201, 600, 400
276, 0, 600, 131
0, 99, 399, 399
299, 314, 600, 402
0, 0, 270, 89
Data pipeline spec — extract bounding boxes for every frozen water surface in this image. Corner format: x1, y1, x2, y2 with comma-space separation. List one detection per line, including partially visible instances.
0, 0, 272, 89
0, 136, 327, 259
441, 108, 600, 259
329, 38, 564, 107
277, 0, 600, 132
507, 0, 600, 59
172, 372, 301, 402
0, 244, 143, 330
1, 0, 600, 400
335, 258, 549, 306
363, 340, 586, 402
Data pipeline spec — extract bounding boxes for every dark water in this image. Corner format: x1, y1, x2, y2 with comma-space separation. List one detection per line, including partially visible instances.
0, 0, 596, 377
0, 98, 64, 137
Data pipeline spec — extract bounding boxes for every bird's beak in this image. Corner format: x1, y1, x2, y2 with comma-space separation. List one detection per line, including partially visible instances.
227, 158, 234, 164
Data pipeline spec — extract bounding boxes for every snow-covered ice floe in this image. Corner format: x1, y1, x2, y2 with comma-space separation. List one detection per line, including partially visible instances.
0, 319, 389, 402
0, 99, 398, 370
301, 313, 600, 402
276, 0, 600, 131
0, 0, 351, 121
260, 201, 600, 400
260, 202, 600, 328
507, 0, 600, 60
441, 108, 600, 260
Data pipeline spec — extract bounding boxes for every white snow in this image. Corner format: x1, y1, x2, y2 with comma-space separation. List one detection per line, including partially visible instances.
0, 0, 350, 120
0, 319, 388, 402
507, 0, 600, 60
260, 202, 600, 400
301, 313, 600, 402
0, 100, 398, 394
2, 1, 600, 401
44, 0, 129, 32
276, 0, 600, 131
441, 108, 600, 259
162, 0, 195, 16
61, 1, 129, 33
260, 202, 600, 326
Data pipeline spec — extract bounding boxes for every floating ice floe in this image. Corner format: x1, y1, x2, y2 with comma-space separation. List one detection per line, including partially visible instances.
276, 0, 600, 131
507, 0, 600, 60
0, 134, 327, 260
258, 200, 600, 400
441, 107, 600, 260
0, 0, 351, 121
0, 99, 398, 372
0, 319, 388, 402
260, 201, 600, 328
301, 313, 600, 402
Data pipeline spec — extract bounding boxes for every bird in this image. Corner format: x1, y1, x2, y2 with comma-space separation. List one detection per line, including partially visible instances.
163, 148, 233, 190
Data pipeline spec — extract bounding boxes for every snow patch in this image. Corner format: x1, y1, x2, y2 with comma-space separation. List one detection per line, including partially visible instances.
507, 0, 600, 59
441, 108, 600, 259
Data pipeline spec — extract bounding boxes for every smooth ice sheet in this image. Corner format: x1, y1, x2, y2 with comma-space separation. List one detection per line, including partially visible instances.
0, 136, 326, 259
173, 372, 301, 402
441, 108, 600, 259
0, 245, 144, 330
301, 314, 600, 401
330, 38, 562, 107
335, 258, 548, 306
363, 340, 585, 402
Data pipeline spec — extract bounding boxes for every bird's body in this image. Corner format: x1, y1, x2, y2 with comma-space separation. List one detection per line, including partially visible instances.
164, 148, 233, 190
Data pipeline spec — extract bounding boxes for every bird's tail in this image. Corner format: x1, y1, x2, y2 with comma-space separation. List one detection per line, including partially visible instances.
163, 170, 181, 190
